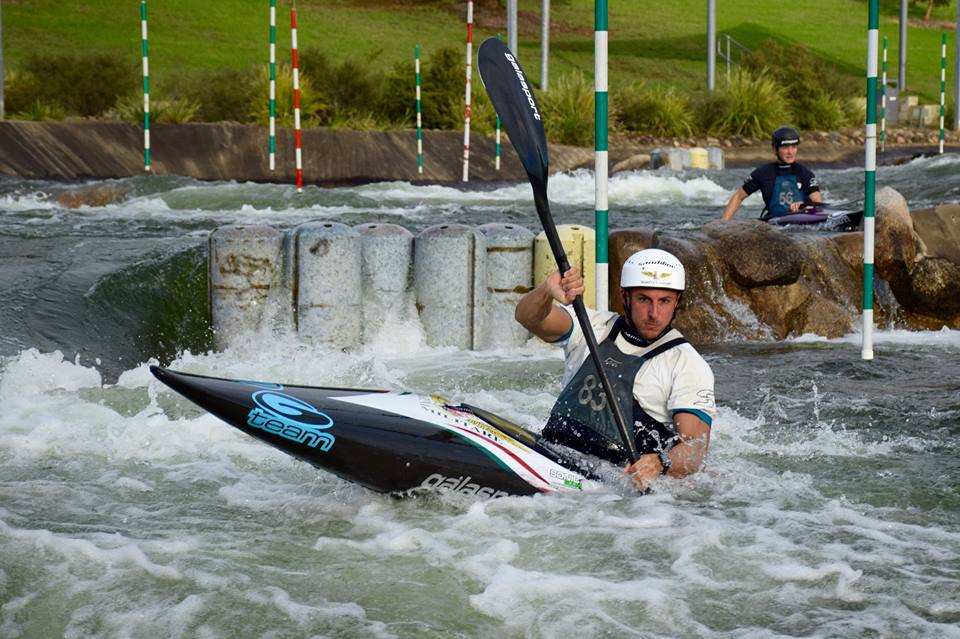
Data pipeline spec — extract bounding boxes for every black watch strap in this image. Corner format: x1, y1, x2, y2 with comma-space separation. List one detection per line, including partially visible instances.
658, 449, 672, 475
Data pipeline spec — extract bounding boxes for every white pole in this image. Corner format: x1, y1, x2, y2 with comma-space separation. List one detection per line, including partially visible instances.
707, 0, 716, 91
541, 0, 550, 91
462, 1, 473, 182
507, 0, 517, 58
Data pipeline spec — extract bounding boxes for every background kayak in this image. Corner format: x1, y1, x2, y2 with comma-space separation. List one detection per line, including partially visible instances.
765, 205, 864, 231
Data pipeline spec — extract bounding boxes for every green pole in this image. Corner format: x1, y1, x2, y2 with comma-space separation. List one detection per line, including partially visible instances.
415, 45, 423, 174
863, 0, 878, 361
495, 33, 502, 171
939, 32, 946, 154
140, 0, 150, 172
269, 0, 276, 171
594, 0, 608, 312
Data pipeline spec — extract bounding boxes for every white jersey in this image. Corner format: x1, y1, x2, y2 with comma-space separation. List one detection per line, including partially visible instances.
557, 307, 716, 427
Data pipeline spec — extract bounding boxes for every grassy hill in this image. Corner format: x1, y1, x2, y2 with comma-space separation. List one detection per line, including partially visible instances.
3, 0, 955, 109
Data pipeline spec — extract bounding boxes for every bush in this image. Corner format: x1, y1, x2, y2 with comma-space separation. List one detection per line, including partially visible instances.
10, 99, 66, 121
539, 71, 594, 146
106, 94, 201, 124
379, 58, 416, 127
712, 69, 792, 137
3, 69, 43, 115
615, 82, 695, 137
420, 46, 467, 130
248, 64, 328, 127
691, 89, 735, 135
178, 68, 259, 123
22, 53, 137, 117
299, 48, 385, 125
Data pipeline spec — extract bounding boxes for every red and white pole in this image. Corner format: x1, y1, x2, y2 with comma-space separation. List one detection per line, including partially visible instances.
462, 0, 473, 182
291, 5, 303, 192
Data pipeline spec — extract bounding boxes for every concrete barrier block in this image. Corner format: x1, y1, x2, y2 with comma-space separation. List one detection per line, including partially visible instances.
477, 223, 535, 348
208, 224, 284, 350
293, 221, 362, 348
533, 224, 596, 308
707, 146, 725, 170
414, 223, 486, 349
355, 223, 415, 342
689, 147, 709, 170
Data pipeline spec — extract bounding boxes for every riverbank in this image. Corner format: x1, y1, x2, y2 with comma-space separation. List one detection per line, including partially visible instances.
1, 120, 957, 185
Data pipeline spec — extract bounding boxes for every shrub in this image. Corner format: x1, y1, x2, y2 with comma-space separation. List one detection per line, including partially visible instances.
539, 71, 594, 146
420, 46, 467, 130
797, 90, 847, 131
248, 64, 328, 127
615, 82, 695, 137
22, 53, 137, 116
712, 69, 792, 137
3, 69, 43, 115
107, 94, 201, 124
10, 99, 66, 121
178, 68, 259, 123
691, 89, 735, 135
379, 58, 416, 127
300, 48, 384, 124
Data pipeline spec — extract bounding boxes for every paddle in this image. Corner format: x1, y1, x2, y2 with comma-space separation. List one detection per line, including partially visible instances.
476, 38, 639, 463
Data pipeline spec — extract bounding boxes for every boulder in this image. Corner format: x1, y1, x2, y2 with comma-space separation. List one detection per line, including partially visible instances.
702, 219, 801, 287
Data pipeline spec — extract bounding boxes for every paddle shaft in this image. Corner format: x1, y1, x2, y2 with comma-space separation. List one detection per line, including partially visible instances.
532, 182, 640, 463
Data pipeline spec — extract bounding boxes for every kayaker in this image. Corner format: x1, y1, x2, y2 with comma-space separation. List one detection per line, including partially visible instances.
720, 125, 823, 221
515, 248, 716, 491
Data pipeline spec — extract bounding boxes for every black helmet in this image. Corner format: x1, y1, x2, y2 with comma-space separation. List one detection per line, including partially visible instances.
772, 126, 800, 149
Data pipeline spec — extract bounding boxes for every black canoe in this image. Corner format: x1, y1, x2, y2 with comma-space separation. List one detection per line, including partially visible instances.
765, 206, 864, 231
150, 366, 594, 498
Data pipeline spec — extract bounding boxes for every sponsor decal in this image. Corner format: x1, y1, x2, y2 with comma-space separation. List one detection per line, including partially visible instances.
420, 473, 510, 499
247, 390, 335, 451
504, 52, 541, 121
549, 467, 583, 490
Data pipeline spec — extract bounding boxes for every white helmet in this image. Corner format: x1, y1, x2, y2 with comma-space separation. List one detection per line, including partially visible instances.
620, 248, 685, 291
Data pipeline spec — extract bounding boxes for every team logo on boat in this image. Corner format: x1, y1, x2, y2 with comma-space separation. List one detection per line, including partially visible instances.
420, 473, 510, 499
247, 391, 335, 451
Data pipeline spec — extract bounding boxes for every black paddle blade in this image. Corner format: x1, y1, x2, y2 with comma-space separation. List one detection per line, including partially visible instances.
477, 38, 549, 187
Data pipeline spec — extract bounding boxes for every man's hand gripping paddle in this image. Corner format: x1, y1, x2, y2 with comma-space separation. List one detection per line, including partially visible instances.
476, 38, 639, 463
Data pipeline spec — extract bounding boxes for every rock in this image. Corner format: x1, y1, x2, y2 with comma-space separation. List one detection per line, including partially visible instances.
55, 183, 131, 208
907, 257, 960, 315
912, 204, 960, 265
702, 220, 802, 287
874, 186, 917, 304
612, 153, 651, 173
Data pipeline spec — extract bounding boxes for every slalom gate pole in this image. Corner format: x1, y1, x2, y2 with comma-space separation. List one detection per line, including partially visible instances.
594, 0, 609, 311
140, 0, 151, 171
495, 33, 502, 171
291, 5, 303, 192
462, 0, 473, 182
881, 36, 887, 153
939, 32, 947, 154
863, 0, 879, 361
416, 45, 423, 174
269, 0, 277, 171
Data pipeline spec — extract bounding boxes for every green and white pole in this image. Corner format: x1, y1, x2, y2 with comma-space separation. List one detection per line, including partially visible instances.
939, 31, 946, 154
863, 0, 879, 361
594, 0, 609, 312
881, 36, 887, 153
415, 45, 423, 174
140, 0, 151, 172
269, 0, 276, 172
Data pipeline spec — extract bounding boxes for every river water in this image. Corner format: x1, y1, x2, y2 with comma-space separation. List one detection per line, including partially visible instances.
1, 155, 958, 637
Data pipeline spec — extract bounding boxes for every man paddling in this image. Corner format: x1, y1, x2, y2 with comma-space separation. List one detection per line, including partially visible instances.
721, 126, 823, 221
515, 248, 716, 490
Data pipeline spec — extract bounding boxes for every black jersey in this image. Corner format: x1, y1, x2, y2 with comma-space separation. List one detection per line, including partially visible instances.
742, 162, 820, 218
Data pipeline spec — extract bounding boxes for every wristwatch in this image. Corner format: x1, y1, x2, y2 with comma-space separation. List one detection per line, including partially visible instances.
658, 449, 672, 475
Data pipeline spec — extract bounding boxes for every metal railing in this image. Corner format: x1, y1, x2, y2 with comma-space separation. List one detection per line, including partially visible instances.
717, 34, 752, 82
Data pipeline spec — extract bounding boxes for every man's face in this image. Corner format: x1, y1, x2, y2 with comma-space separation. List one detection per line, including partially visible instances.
776, 143, 799, 164
623, 287, 680, 340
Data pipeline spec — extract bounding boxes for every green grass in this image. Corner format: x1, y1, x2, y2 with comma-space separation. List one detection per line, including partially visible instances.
3, 0, 956, 111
